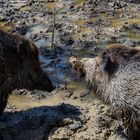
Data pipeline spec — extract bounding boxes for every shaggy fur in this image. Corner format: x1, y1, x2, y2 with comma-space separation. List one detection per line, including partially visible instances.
69, 45, 140, 140
0, 30, 54, 115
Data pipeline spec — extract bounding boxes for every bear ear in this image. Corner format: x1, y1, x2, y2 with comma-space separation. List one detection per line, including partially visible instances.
18, 39, 38, 58
100, 51, 118, 75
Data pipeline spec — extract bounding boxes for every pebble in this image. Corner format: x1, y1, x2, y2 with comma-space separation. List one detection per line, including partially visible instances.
68, 121, 82, 131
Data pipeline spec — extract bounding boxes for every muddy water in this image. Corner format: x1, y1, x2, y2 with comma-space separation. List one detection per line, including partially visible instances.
8, 80, 87, 111
6, 0, 140, 111
25, 24, 52, 47
8, 92, 64, 110
8, 23, 88, 110
8, 76, 87, 111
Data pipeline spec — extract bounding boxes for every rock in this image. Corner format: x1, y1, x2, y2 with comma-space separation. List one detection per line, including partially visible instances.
128, 23, 140, 32
77, 125, 88, 132
117, 38, 135, 47
68, 121, 82, 131
64, 91, 73, 98
72, 96, 78, 99
26, 90, 46, 100
63, 118, 73, 125
80, 91, 90, 98
123, 39, 135, 47
12, 89, 47, 100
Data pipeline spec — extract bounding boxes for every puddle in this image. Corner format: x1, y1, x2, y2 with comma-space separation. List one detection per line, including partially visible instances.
55, 58, 69, 80
8, 92, 64, 111
35, 39, 51, 47
25, 24, 52, 47
67, 80, 86, 92
25, 24, 46, 37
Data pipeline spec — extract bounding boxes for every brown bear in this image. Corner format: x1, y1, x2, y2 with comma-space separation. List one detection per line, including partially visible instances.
69, 44, 140, 140
0, 30, 55, 116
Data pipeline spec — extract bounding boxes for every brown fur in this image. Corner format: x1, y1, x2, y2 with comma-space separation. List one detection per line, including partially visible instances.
0, 30, 54, 115
69, 56, 86, 77
69, 45, 140, 140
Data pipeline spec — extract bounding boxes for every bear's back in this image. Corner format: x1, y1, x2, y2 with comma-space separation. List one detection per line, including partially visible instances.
110, 59, 140, 108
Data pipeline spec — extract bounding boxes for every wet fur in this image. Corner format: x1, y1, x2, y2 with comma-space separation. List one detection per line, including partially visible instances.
69, 45, 140, 140
0, 30, 54, 115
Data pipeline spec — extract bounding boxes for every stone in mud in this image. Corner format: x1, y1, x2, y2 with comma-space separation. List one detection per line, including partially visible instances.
68, 121, 82, 131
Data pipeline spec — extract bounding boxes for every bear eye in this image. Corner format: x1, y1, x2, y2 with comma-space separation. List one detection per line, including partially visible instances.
102, 51, 106, 55
115, 49, 120, 54
73, 60, 76, 64
102, 51, 107, 58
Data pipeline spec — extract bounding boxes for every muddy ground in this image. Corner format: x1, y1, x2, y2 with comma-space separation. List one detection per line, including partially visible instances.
0, 0, 140, 140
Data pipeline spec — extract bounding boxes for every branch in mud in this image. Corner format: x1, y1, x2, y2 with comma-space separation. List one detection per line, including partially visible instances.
51, 7, 56, 50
